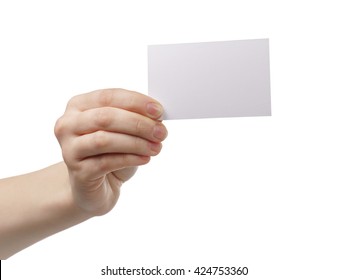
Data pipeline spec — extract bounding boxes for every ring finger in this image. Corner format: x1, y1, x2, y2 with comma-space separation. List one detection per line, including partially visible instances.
71, 131, 162, 160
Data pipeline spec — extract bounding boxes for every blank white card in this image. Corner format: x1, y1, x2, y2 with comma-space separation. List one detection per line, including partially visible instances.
148, 39, 271, 120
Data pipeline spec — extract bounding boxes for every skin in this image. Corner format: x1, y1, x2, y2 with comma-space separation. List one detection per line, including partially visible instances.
0, 88, 168, 259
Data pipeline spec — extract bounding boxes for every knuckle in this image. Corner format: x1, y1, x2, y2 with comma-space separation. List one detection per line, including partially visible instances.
54, 116, 67, 139
97, 89, 114, 107
61, 145, 75, 166
93, 131, 109, 149
134, 118, 144, 135
126, 91, 137, 109
62, 140, 84, 169
95, 108, 112, 128
61, 148, 71, 164
66, 95, 78, 109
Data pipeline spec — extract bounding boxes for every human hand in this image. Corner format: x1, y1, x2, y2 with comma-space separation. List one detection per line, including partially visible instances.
54, 89, 167, 216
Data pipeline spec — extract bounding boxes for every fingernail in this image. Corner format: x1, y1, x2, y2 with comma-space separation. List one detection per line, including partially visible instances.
149, 142, 162, 155
147, 102, 163, 119
153, 124, 168, 141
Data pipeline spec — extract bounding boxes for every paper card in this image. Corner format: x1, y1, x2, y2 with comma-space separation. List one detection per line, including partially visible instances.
148, 39, 271, 120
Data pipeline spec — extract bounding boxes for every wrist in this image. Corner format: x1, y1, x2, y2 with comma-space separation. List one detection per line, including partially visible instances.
0, 162, 93, 258
54, 162, 97, 220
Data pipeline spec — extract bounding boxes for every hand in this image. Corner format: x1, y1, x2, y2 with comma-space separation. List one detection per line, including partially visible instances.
54, 89, 167, 216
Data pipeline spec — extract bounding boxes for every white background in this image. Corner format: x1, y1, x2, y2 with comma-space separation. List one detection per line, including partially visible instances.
1, 0, 346, 279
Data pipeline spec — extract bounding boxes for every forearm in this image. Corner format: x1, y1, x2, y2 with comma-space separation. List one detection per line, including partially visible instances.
0, 162, 92, 259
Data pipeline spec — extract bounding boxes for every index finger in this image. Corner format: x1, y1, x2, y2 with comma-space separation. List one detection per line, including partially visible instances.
67, 88, 164, 120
